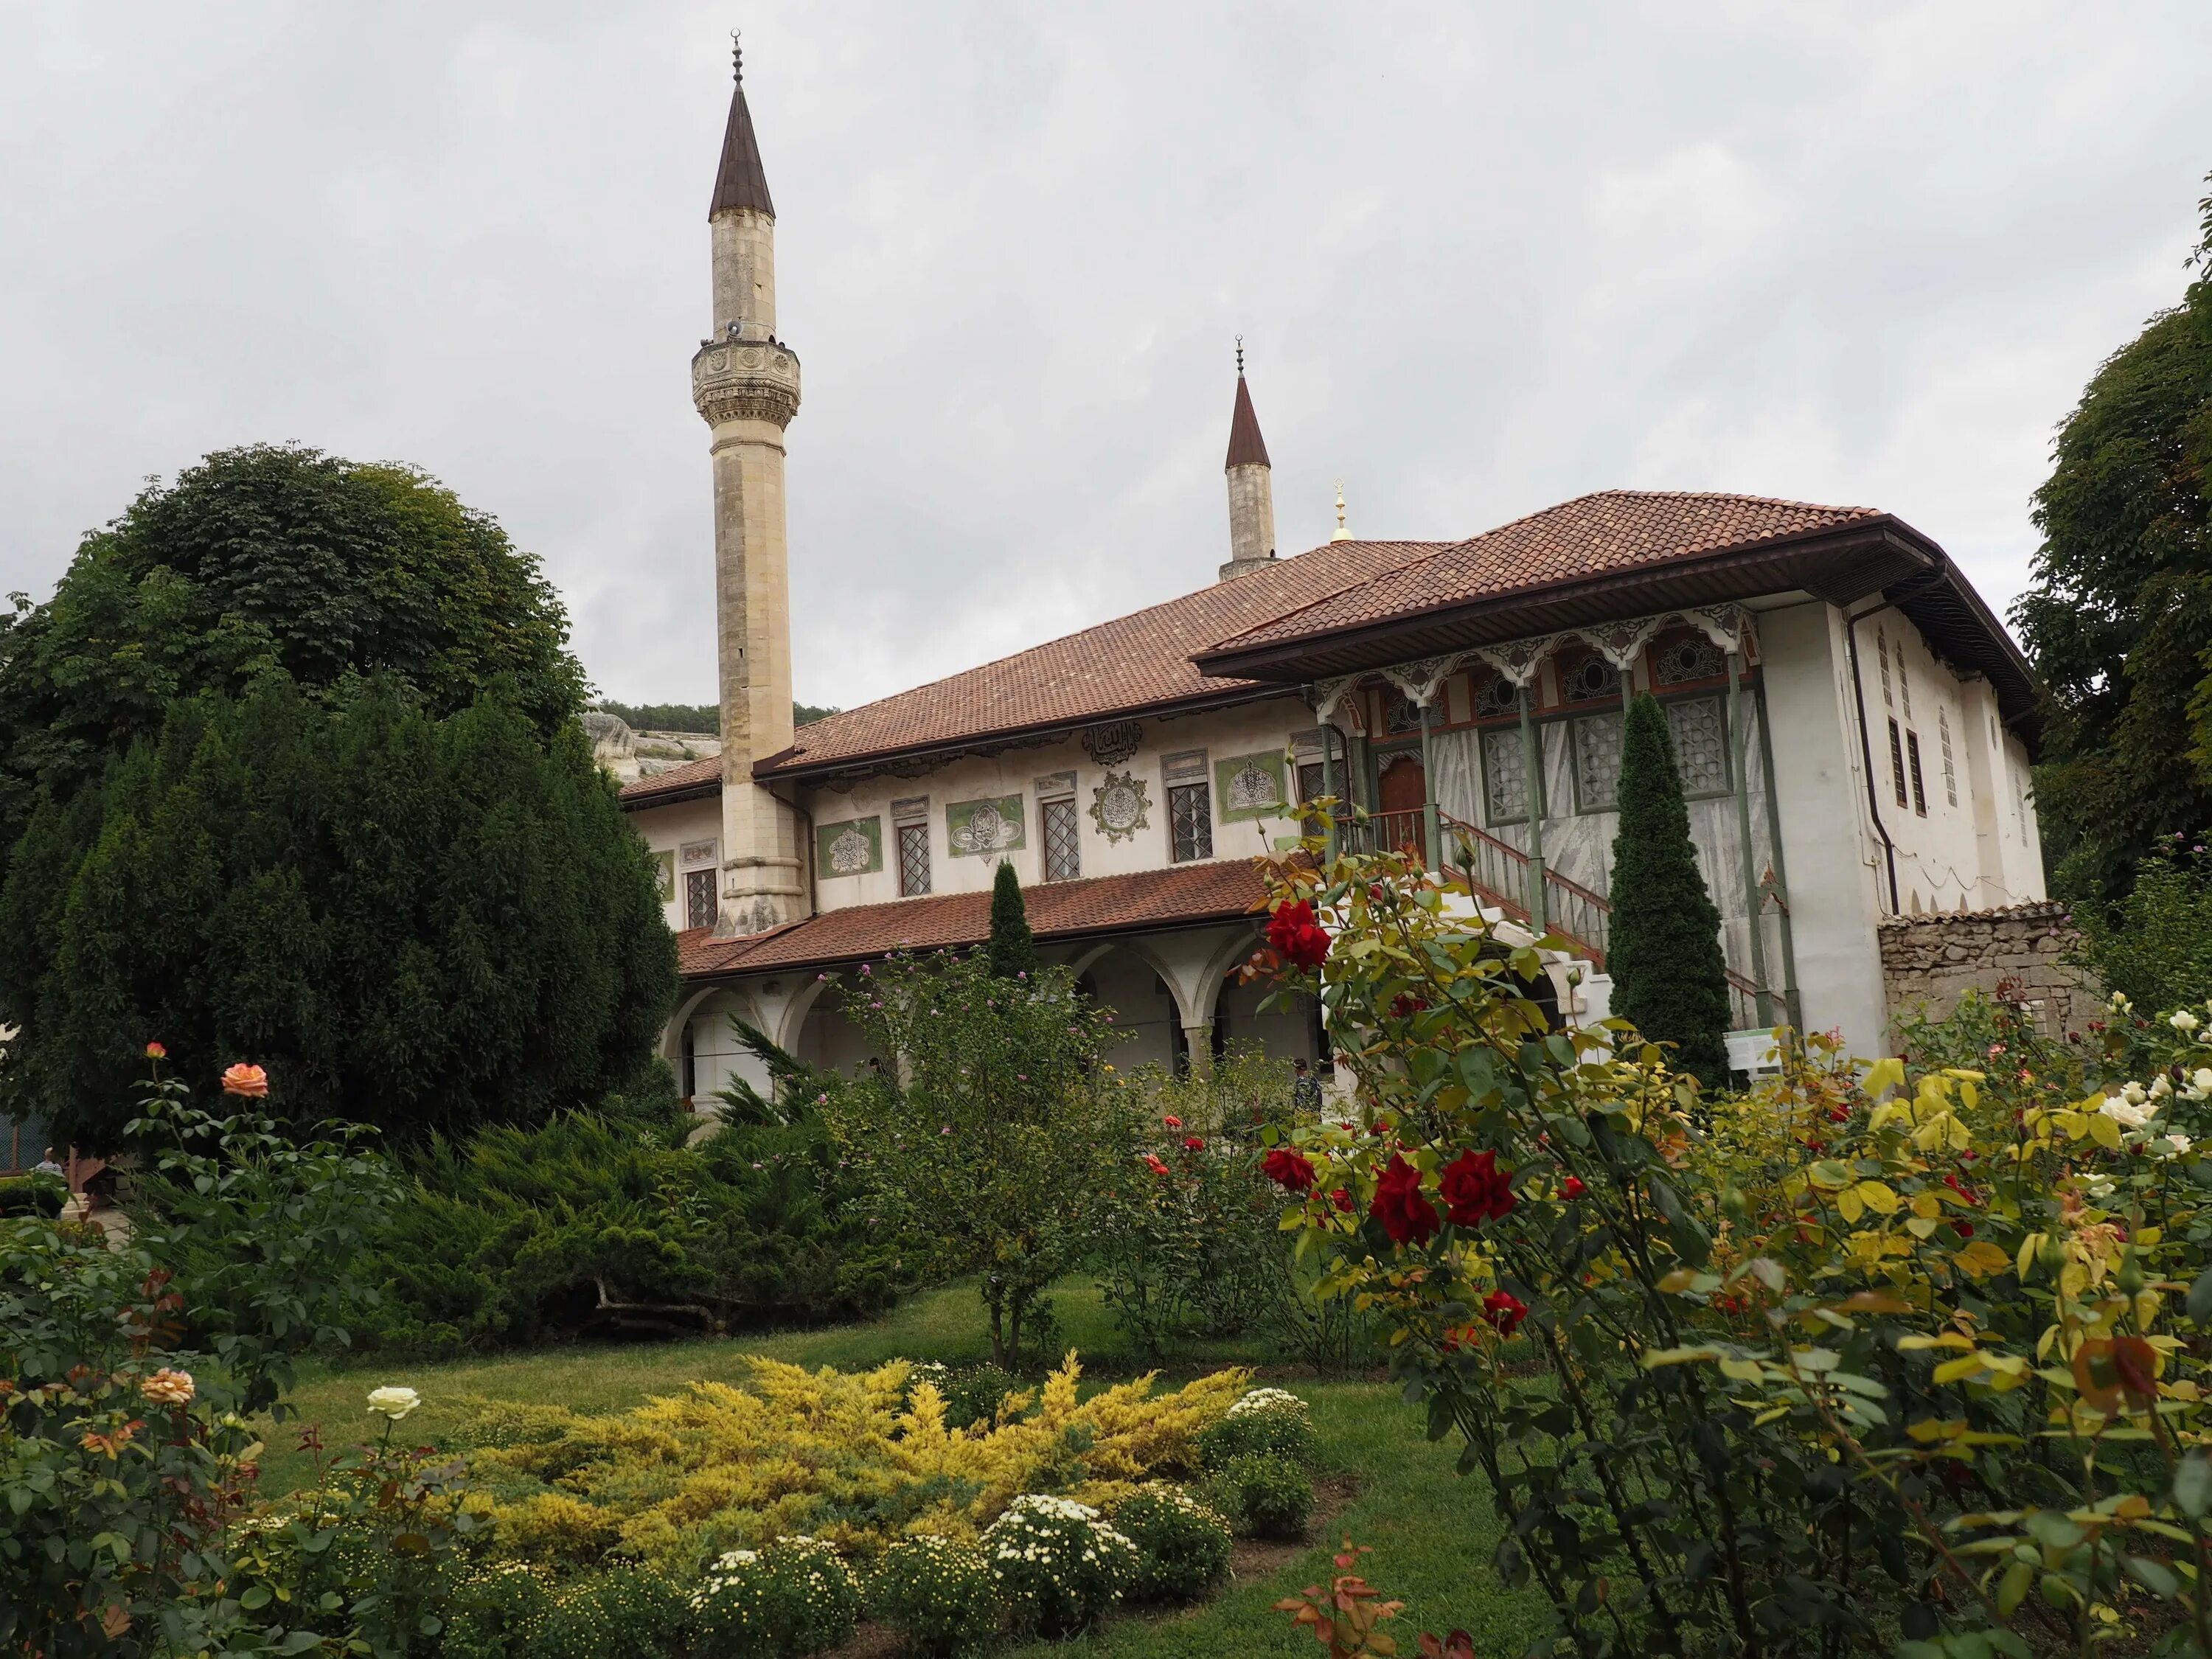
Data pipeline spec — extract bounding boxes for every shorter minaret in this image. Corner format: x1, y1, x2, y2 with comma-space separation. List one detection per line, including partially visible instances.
1330, 483, 1352, 542
1220, 341, 1278, 582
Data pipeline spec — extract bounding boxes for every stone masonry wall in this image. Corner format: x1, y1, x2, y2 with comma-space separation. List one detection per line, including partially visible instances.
1877, 901, 2105, 1040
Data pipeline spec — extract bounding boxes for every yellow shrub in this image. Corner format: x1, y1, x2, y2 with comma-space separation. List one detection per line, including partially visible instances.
464, 1353, 1250, 1570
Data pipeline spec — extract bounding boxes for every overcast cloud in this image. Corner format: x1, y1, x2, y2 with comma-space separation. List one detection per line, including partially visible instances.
3, 2, 2208, 712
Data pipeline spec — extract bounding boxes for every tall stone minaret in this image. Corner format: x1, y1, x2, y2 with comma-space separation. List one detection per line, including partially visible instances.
1219, 343, 1277, 582
693, 38, 805, 935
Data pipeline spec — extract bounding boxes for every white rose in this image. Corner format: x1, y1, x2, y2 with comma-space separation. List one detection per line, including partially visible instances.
2193, 1070, 2212, 1093
2172, 1011, 2201, 1034
366, 1385, 421, 1422
2123, 1082, 2148, 1105
2168, 1133, 2195, 1156
2152, 1074, 2174, 1097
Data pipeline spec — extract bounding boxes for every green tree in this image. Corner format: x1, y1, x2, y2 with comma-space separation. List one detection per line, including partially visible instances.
1606, 692, 1730, 1082
819, 949, 1117, 1366
987, 859, 1037, 979
2014, 173, 2212, 901
0, 444, 587, 854
0, 675, 675, 1149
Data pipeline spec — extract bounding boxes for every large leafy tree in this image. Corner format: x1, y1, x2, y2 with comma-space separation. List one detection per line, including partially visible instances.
2014, 175, 2212, 900
1607, 692, 1730, 1082
0, 675, 676, 1149
0, 444, 588, 855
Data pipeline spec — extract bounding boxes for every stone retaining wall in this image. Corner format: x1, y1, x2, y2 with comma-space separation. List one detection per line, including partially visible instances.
1877, 901, 2105, 1039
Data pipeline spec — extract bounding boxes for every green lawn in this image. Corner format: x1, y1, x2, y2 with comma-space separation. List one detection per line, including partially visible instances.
267, 1279, 1548, 1655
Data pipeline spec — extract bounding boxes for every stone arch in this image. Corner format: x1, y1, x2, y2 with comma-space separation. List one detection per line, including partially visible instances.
1075, 945, 1184, 1075
787, 974, 886, 1080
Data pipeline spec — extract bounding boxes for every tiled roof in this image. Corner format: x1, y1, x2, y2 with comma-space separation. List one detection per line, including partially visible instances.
1876, 901, 2073, 928
1210, 490, 1881, 654
620, 755, 721, 805
675, 858, 1274, 979
754, 538, 1448, 777
709, 63, 774, 219
1225, 375, 1270, 470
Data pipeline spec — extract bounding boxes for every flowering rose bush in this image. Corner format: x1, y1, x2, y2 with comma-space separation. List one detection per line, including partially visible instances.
1, 1066, 398, 1655
1257, 838, 2212, 1656
979, 1493, 1139, 1635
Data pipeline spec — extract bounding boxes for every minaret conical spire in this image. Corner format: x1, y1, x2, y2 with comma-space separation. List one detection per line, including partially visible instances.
710, 32, 775, 220
1220, 339, 1278, 581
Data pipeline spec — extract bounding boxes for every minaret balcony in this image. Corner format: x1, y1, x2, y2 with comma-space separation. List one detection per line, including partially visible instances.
692, 336, 802, 431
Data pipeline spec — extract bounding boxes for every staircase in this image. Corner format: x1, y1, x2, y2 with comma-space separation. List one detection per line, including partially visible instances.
1339, 807, 1762, 1028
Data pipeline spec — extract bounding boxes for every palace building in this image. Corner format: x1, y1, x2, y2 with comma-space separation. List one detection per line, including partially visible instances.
620, 50, 2046, 1108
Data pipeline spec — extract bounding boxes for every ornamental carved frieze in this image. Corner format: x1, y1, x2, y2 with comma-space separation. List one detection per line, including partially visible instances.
691, 338, 803, 430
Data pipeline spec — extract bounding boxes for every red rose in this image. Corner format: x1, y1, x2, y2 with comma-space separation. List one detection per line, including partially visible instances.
1266, 900, 1332, 971
1329, 1187, 1354, 1214
1953, 1220, 1974, 1239
1183, 1135, 1206, 1152
1826, 1107, 1849, 1124
1372, 1154, 1439, 1245
1262, 1147, 1318, 1192
1142, 1153, 1171, 1176
1389, 992, 1429, 1019
145, 1041, 167, 1060
1481, 1289, 1528, 1335
1161, 1115, 1183, 1130
1562, 1176, 1586, 1200
1438, 1150, 1516, 1228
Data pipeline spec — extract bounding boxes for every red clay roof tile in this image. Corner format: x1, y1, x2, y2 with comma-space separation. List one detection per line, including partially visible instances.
674, 858, 1274, 979
620, 755, 722, 804
754, 538, 1447, 778
1212, 490, 1879, 654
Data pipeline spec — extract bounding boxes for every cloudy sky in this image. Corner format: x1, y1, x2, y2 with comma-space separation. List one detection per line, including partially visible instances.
4, 3, 2208, 712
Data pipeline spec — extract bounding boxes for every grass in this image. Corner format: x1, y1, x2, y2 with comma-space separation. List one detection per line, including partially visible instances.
265, 1278, 1548, 1655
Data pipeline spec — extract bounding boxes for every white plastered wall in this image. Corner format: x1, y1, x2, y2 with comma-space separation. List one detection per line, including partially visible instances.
626, 796, 724, 932
794, 696, 1315, 909
1755, 599, 1891, 1057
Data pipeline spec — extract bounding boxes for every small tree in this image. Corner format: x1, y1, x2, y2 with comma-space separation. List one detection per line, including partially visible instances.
0, 674, 675, 1147
1606, 692, 1730, 1082
820, 949, 1116, 1366
987, 859, 1037, 979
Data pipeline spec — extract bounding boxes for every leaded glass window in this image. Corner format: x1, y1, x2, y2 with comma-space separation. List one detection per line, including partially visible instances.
897, 823, 931, 896
685, 868, 716, 930
1559, 653, 1622, 705
1888, 719, 1908, 808
1572, 712, 1624, 813
1043, 797, 1081, 882
1651, 633, 1725, 686
1664, 697, 1729, 796
1169, 782, 1214, 862
1907, 729, 1928, 816
1879, 629, 1893, 706
1896, 639, 1912, 717
1481, 726, 1528, 824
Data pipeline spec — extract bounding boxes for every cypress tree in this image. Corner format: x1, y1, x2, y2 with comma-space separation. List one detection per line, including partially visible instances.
987, 859, 1037, 979
1607, 692, 1731, 1083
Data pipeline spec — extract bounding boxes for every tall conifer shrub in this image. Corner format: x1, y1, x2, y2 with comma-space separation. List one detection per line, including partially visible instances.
987, 860, 1037, 979
1607, 692, 1731, 1082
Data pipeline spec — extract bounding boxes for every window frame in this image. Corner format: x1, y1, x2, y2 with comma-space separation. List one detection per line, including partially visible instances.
1041, 795, 1082, 882
896, 821, 932, 897
1570, 709, 1625, 814
1167, 781, 1214, 863
1906, 728, 1928, 817
1479, 723, 1531, 826
1888, 717, 1909, 809
684, 866, 717, 930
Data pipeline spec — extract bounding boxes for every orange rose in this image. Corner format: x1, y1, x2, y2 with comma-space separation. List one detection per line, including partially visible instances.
145, 1041, 167, 1060
220, 1063, 269, 1098
141, 1368, 195, 1407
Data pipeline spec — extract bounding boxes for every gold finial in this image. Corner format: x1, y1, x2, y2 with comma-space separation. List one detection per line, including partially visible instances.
1330, 481, 1352, 541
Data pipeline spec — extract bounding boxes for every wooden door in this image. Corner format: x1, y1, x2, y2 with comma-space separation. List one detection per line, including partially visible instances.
1375, 754, 1427, 863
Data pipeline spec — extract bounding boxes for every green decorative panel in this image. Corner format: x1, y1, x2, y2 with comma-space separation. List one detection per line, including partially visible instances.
815, 815, 883, 878
1214, 751, 1289, 822
946, 795, 1025, 857
653, 849, 675, 904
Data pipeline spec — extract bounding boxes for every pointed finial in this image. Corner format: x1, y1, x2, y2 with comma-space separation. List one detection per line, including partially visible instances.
731, 29, 742, 82
1330, 482, 1352, 542
1235, 335, 1245, 376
